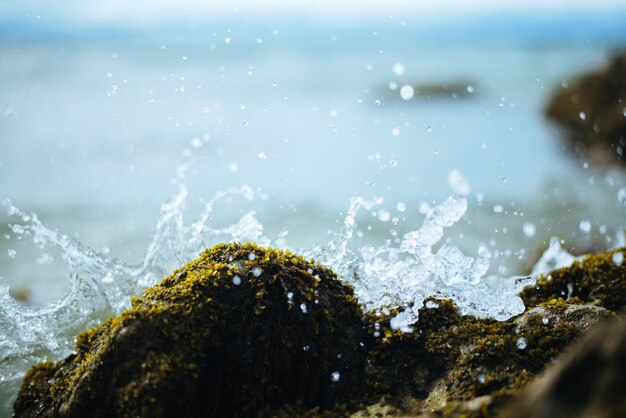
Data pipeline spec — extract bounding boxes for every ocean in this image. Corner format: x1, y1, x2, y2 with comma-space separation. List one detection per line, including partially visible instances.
1, 10, 626, 414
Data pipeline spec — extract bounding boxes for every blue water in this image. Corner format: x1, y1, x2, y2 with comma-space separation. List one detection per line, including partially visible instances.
1, 12, 626, 304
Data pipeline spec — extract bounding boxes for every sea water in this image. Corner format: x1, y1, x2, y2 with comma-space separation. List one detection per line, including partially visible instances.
2, 14, 626, 414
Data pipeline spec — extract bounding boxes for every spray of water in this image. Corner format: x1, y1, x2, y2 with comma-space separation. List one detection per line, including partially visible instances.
0, 167, 599, 412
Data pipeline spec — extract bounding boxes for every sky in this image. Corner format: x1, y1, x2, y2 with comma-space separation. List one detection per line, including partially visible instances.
2, 0, 626, 24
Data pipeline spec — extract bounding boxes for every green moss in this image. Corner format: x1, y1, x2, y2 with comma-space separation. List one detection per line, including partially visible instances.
15, 244, 626, 418
14, 243, 369, 418
520, 247, 626, 312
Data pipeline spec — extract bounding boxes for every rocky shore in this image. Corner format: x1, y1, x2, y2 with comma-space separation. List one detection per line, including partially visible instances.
13, 243, 626, 417
546, 52, 626, 166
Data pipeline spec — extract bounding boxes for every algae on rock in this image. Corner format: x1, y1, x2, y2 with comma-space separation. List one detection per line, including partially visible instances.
14, 244, 626, 418
14, 243, 370, 418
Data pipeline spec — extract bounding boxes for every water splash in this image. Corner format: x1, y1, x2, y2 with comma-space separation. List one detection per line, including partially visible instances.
308, 196, 534, 332
2, 180, 612, 411
0, 179, 265, 411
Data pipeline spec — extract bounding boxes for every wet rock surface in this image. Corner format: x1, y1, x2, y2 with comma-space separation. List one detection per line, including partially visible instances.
14, 243, 370, 418
545, 52, 626, 166
503, 319, 626, 418
14, 244, 626, 417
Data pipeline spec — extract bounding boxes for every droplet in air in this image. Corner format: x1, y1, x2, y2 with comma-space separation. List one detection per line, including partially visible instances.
466, 85, 475, 93
258, 152, 267, 160
388, 82, 398, 90
516, 337, 527, 350
36, 253, 54, 265
447, 169, 471, 196
248, 253, 256, 261
10, 224, 24, 235
224, 36, 232, 44
377, 210, 391, 222
613, 252, 624, 266
232, 275, 242, 286
400, 84, 414, 101
331, 371, 341, 382
190, 138, 202, 148
523, 222, 536, 238
493, 205, 504, 214
251, 267, 262, 277
7, 249, 16, 258
617, 187, 626, 206
393, 62, 405, 76
396, 202, 406, 212
579, 220, 592, 234
391, 128, 400, 136
228, 162, 239, 173
300, 303, 308, 313
541, 317, 549, 325
579, 111, 586, 120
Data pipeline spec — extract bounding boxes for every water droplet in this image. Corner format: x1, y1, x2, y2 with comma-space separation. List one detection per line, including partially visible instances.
478, 374, 486, 383
190, 138, 202, 148
493, 205, 504, 214
258, 152, 267, 160
388, 81, 398, 90
516, 337, 527, 350
228, 162, 239, 173
613, 252, 624, 266
425, 300, 439, 309
466, 85, 475, 93
232, 275, 242, 286
331, 371, 341, 382
102, 272, 114, 284
303, 345, 311, 351
393, 62, 405, 76
396, 202, 406, 212
523, 222, 536, 238
617, 187, 626, 206
447, 169, 471, 196
182, 55, 188, 61
11, 224, 25, 235
400, 84, 414, 101
224, 36, 232, 44
391, 128, 400, 136
300, 303, 308, 313
579, 111, 586, 120
542, 317, 549, 325
248, 253, 256, 261
7, 249, 16, 258
579, 220, 592, 234
252, 267, 262, 277
377, 210, 391, 222
36, 253, 54, 265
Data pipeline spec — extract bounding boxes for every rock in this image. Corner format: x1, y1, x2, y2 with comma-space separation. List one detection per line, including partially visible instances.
14, 244, 626, 417
545, 53, 626, 166
502, 319, 626, 418
382, 80, 477, 102
13, 243, 369, 417
355, 247, 626, 417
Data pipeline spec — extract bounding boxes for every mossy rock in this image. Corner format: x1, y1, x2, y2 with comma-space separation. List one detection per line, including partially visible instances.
13, 243, 369, 418
357, 247, 626, 417
503, 318, 626, 418
545, 52, 626, 166
14, 244, 626, 417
